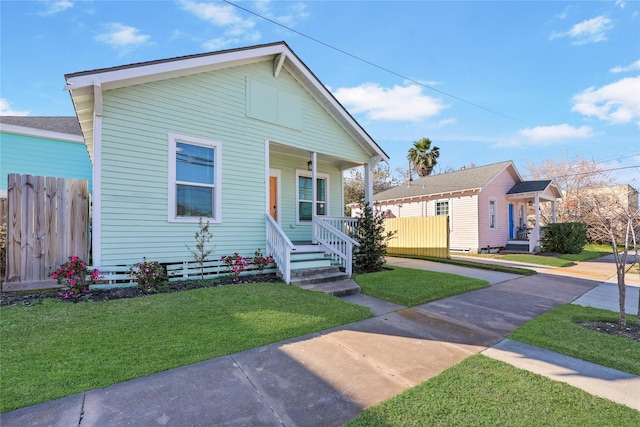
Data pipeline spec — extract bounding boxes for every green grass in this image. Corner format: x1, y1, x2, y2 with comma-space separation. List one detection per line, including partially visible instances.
509, 304, 640, 375
499, 253, 576, 267
0, 282, 371, 413
387, 253, 536, 275
346, 354, 640, 427
354, 265, 489, 306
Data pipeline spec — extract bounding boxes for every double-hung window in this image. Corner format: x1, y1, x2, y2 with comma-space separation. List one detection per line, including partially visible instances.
168, 133, 221, 223
296, 171, 328, 223
489, 198, 497, 229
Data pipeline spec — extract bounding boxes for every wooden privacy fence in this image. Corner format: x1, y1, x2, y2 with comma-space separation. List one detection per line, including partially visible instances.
1, 197, 7, 280
5, 174, 90, 286
384, 216, 450, 258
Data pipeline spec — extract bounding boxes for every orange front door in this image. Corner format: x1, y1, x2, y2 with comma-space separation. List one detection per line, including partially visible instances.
269, 176, 278, 221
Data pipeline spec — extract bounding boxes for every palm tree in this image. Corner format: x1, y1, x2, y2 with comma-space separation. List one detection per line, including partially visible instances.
408, 137, 440, 178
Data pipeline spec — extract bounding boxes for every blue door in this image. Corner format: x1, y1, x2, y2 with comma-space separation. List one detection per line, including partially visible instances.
508, 204, 515, 239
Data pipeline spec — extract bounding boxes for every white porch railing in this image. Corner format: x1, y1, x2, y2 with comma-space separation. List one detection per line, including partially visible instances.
266, 214, 295, 284
312, 216, 359, 276
318, 216, 358, 237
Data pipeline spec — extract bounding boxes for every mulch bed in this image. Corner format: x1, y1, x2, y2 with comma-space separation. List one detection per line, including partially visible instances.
580, 321, 640, 342
0, 273, 281, 307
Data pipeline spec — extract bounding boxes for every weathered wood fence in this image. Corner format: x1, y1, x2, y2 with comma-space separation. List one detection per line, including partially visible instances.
4, 174, 90, 286
384, 216, 450, 258
0, 197, 7, 280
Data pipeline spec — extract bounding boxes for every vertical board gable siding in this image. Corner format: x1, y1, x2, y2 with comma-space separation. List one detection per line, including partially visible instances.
0, 132, 92, 191
98, 60, 365, 265
478, 169, 517, 249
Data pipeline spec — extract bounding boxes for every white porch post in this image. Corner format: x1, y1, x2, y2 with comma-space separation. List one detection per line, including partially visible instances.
311, 151, 317, 243
531, 195, 541, 252
364, 162, 374, 207
551, 200, 556, 223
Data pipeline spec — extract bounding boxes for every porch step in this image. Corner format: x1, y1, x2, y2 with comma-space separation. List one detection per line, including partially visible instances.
289, 266, 361, 296
504, 243, 529, 252
290, 248, 333, 269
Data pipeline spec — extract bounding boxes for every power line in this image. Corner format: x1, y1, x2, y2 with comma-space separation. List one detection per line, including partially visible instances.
222, 0, 524, 123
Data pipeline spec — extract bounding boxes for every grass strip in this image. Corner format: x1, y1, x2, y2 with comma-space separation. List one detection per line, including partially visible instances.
355, 265, 489, 306
558, 250, 611, 262
387, 253, 536, 275
346, 354, 640, 427
509, 304, 639, 375
498, 253, 576, 267
0, 282, 371, 413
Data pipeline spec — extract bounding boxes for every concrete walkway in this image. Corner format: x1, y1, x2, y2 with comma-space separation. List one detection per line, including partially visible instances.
2, 257, 639, 425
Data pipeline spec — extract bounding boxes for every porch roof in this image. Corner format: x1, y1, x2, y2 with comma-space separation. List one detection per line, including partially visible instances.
506, 180, 562, 200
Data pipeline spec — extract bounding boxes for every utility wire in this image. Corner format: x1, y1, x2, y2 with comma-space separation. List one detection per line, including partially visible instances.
222, 0, 524, 123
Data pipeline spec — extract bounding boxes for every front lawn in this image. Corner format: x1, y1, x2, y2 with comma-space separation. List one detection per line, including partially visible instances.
509, 304, 640, 375
0, 282, 371, 413
354, 265, 489, 306
346, 355, 640, 426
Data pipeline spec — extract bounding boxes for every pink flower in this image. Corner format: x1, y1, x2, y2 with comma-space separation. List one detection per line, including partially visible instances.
71, 256, 78, 261
70, 279, 76, 285
51, 273, 58, 279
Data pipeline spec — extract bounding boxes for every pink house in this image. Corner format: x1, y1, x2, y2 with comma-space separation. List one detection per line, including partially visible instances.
365, 161, 561, 253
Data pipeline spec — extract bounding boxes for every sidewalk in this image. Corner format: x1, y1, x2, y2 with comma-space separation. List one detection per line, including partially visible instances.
2, 257, 638, 425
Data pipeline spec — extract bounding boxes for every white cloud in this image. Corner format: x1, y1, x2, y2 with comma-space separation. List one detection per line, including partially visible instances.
253, 0, 309, 27
572, 76, 640, 125
610, 59, 640, 73
333, 83, 448, 122
550, 15, 613, 44
519, 124, 594, 143
95, 23, 151, 48
0, 99, 30, 116
38, 0, 73, 16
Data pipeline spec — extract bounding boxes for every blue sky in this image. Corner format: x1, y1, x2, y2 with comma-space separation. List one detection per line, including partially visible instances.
2, 0, 639, 185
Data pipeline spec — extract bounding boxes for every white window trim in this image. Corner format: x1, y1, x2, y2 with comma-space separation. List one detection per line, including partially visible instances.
168, 132, 222, 223
489, 197, 497, 230
296, 169, 329, 225
435, 200, 449, 216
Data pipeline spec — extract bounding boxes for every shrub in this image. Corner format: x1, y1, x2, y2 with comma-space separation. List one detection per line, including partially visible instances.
51, 256, 99, 297
252, 249, 274, 274
186, 218, 215, 280
221, 253, 250, 282
542, 222, 587, 254
130, 258, 167, 290
351, 202, 396, 272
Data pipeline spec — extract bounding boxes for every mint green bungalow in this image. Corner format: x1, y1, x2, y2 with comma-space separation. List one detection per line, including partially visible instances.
0, 116, 92, 197
64, 42, 388, 283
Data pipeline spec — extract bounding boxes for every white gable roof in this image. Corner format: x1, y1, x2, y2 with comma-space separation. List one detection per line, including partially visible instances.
64, 41, 388, 164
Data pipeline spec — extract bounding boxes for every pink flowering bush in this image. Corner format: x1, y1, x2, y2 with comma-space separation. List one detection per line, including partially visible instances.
252, 249, 274, 274
130, 258, 167, 290
51, 256, 99, 298
221, 253, 250, 282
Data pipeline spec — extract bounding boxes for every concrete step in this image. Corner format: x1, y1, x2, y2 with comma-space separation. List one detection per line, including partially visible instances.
290, 266, 341, 278
503, 243, 529, 252
290, 257, 333, 269
295, 278, 361, 297
291, 270, 350, 287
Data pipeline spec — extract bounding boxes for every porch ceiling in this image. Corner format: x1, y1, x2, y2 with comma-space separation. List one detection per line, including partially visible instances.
269, 142, 363, 170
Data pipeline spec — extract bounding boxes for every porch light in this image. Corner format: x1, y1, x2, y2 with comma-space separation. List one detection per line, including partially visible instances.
307, 160, 312, 171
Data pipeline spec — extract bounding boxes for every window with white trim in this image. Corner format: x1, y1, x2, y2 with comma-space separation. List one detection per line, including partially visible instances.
435, 200, 449, 216
296, 171, 328, 223
168, 133, 221, 223
489, 198, 497, 229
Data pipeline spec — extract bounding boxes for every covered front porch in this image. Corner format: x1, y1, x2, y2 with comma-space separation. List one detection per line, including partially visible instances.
265, 142, 383, 285
505, 180, 562, 253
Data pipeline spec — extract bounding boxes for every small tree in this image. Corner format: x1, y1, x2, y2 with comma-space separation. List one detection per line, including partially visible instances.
585, 188, 639, 326
351, 202, 396, 272
186, 218, 215, 280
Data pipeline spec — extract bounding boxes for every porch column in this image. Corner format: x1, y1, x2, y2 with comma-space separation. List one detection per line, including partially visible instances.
551, 200, 556, 223
311, 152, 317, 243
364, 162, 373, 207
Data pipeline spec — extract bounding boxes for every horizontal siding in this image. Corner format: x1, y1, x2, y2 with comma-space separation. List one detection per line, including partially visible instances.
449, 195, 478, 251
0, 132, 92, 191
98, 60, 363, 265
478, 170, 517, 249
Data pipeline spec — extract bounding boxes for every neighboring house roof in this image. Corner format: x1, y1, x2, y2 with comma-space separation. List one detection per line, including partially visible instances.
374, 161, 518, 202
64, 41, 389, 164
0, 116, 83, 141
